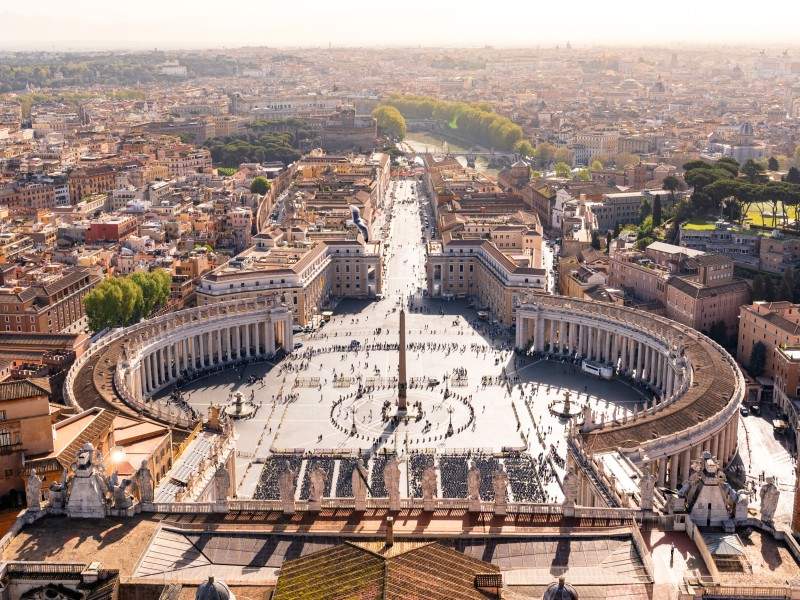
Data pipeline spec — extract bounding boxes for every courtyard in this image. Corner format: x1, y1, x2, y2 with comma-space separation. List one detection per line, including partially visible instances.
160, 178, 648, 503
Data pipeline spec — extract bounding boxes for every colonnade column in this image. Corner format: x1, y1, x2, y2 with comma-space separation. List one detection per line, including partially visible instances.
568, 322, 577, 356
559, 320, 567, 354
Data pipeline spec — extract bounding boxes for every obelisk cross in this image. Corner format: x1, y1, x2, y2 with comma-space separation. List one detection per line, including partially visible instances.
398, 308, 407, 410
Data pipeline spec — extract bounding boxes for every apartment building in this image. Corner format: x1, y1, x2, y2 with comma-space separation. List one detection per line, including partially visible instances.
610, 243, 749, 336
738, 302, 800, 379
0, 266, 100, 333
587, 192, 646, 231
665, 254, 751, 335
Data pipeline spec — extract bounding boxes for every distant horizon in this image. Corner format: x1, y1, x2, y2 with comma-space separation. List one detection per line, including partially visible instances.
3, 42, 800, 54
3, 0, 800, 51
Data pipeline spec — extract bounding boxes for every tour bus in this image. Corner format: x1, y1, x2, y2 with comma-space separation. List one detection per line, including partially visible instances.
581, 359, 613, 380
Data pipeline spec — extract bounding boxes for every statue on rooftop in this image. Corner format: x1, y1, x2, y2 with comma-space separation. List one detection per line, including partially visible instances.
135, 460, 154, 504
25, 470, 42, 511
467, 464, 481, 511
308, 465, 327, 508
759, 477, 780, 524
352, 458, 368, 511
384, 457, 401, 511
279, 461, 296, 514
639, 470, 655, 511
111, 477, 133, 510
214, 463, 231, 503
421, 465, 437, 511
492, 466, 509, 515
562, 466, 579, 506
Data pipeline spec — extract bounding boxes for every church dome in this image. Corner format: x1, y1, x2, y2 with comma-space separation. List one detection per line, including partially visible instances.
196, 576, 235, 600
543, 576, 578, 600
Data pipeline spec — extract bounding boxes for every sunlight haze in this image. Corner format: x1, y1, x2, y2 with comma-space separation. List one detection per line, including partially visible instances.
2, 0, 800, 49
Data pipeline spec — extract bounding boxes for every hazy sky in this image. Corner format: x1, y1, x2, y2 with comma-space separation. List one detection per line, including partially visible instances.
2, 0, 800, 50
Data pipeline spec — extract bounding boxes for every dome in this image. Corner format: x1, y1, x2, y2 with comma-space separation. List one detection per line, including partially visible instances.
196, 576, 235, 600
543, 576, 578, 600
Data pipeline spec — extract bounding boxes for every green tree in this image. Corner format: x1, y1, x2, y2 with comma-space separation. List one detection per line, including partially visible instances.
749, 341, 767, 376
250, 176, 269, 195
652, 194, 662, 227
640, 198, 652, 221
605, 231, 612, 254
576, 168, 591, 181
742, 159, 767, 183
794, 145, 800, 168
768, 156, 780, 171
784, 167, 800, 184
534, 142, 555, 168
514, 140, 534, 157
590, 159, 604, 172
83, 276, 144, 331
554, 162, 572, 178
372, 105, 407, 139
591, 230, 601, 250
716, 157, 740, 178
554, 147, 573, 166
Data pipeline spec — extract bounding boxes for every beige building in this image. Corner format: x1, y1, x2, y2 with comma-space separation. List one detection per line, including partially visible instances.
610, 245, 749, 337
737, 302, 800, 379
197, 229, 382, 326
426, 235, 547, 326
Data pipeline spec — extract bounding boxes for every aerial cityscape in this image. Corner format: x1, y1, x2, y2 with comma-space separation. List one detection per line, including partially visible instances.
2, 3, 800, 599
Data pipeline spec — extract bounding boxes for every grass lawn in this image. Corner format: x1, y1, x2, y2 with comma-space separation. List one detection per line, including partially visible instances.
745, 201, 798, 227
682, 219, 716, 231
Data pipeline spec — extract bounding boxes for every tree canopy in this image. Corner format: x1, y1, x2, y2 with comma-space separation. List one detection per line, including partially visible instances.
203, 131, 302, 167
372, 105, 407, 139
250, 176, 270, 195
383, 94, 524, 151
84, 270, 171, 332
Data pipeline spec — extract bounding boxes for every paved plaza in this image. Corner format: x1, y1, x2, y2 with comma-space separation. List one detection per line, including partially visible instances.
163, 178, 649, 501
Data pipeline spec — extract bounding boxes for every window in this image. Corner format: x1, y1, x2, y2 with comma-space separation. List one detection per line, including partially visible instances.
0, 429, 13, 447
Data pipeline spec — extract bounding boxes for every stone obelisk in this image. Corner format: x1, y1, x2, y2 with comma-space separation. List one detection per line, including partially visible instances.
398, 308, 407, 410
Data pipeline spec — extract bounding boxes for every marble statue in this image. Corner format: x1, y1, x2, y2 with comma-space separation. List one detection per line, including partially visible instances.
639, 471, 656, 511
581, 404, 593, 431
562, 466, 579, 506
48, 470, 67, 510
759, 477, 780, 524
135, 460, 154, 503
384, 457, 401, 511
467, 464, 481, 511
111, 477, 133, 510
735, 489, 750, 521
25, 470, 42, 511
421, 465, 437, 511
214, 464, 231, 502
492, 467, 509, 515
278, 461, 296, 514
309, 465, 327, 509
352, 458, 368, 511
66, 442, 109, 518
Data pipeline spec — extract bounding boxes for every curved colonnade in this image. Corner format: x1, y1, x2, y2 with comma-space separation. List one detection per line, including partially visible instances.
516, 294, 745, 491
65, 298, 293, 427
